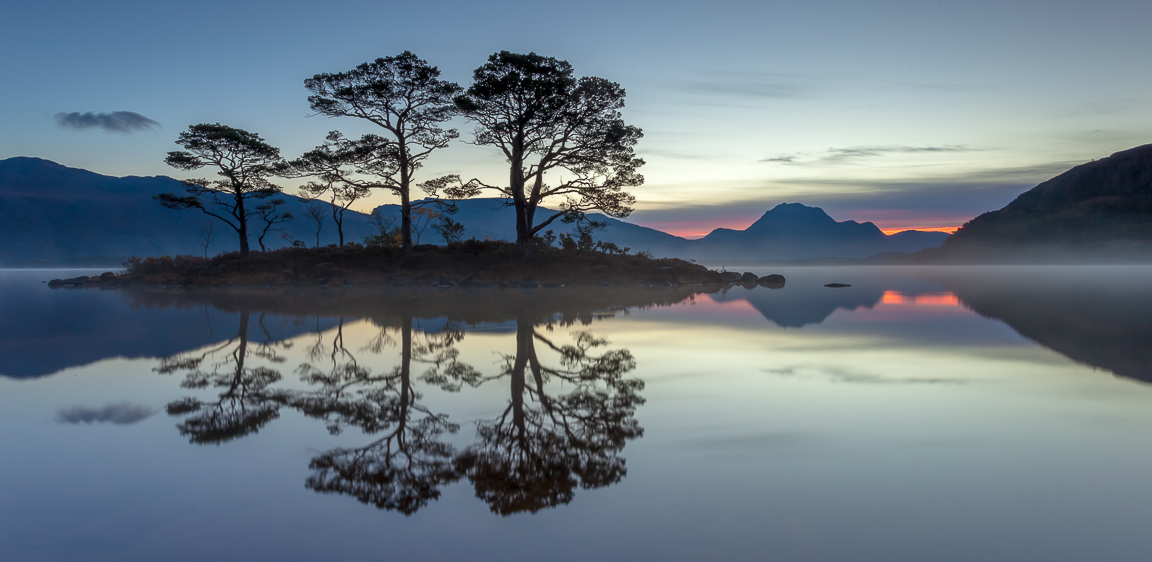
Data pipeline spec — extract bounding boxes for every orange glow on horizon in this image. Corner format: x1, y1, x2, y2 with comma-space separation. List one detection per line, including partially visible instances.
881, 291, 960, 306
879, 226, 959, 235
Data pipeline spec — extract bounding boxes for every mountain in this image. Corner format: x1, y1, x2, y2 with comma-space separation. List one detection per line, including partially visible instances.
924, 144, 1152, 262
372, 198, 691, 255
1, 157, 949, 264
374, 199, 949, 262
0, 157, 376, 264
689, 203, 950, 262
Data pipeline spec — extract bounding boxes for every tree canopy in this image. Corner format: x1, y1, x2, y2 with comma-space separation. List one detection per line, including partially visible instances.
157, 123, 285, 257
455, 51, 644, 250
304, 51, 468, 250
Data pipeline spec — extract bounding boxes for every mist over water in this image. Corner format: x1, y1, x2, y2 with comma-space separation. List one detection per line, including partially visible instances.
3, 266, 1152, 561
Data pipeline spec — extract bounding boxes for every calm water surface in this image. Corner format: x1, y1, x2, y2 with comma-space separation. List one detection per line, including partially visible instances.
2, 266, 1152, 561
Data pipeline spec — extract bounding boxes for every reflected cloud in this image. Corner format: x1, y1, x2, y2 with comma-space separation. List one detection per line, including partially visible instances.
765, 366, 967, 386
56, 403, 155, 425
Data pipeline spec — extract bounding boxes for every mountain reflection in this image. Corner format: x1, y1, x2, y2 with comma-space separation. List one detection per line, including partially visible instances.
155, 288, 663, 515
933, 268, 1152, 384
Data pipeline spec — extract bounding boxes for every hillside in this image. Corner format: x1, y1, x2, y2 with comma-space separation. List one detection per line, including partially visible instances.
925, 144, 1152, 262
1, 157, 950, 265
0, 157, 375, 264
375, 200, 949, 263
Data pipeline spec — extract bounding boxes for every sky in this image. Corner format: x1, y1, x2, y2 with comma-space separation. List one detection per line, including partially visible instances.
2, 0, 1151, 237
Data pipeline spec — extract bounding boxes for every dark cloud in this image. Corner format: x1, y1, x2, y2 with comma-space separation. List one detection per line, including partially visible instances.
54, 111, 160, 133
56, 403, 155, 425
761, 145, 981, 165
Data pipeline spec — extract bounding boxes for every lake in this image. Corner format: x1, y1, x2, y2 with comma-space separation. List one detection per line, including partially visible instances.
2, 265, 1152, 561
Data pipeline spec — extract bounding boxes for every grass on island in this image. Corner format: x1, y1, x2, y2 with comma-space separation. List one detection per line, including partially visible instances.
116, 239, 730, 287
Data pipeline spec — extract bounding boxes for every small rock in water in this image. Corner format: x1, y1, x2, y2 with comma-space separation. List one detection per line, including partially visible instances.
824, 283, 851, 288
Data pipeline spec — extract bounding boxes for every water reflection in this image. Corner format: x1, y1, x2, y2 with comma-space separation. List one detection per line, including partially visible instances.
158, 309, 290, 444
290, 315, 474, 514
456, 313, 642, 515
931, 268, 1152, 384
152, 289, 660, 515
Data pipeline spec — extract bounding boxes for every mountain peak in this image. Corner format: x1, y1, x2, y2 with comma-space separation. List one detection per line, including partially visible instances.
745, 202, 837, 232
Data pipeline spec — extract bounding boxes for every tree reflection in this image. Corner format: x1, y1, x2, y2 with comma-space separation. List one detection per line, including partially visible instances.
152, 296, 648, 516
287, 315, 478, 514
456, 314, 643, 515
157, 309, 289, 444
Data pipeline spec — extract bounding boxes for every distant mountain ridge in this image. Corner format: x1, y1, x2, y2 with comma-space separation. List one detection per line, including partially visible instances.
925, 143, 1152, 262
0, 156, 949, 264
374, 200, 949, 263
0, 157, 375, 263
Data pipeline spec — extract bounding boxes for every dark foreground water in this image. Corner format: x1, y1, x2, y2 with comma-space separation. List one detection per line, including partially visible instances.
3, 266, 1152, 561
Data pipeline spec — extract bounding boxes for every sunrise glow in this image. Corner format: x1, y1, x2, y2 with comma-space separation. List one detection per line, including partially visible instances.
881, 291, 960, 307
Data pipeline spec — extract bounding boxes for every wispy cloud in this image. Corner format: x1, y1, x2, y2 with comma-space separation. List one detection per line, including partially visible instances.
760, 144, 981, 165
54, 111, 160, 133
676, 71, 819, 102
56, 403, 155, 425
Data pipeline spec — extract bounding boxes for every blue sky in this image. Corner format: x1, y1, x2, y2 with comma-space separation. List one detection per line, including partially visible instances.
3, 0, 1150, 236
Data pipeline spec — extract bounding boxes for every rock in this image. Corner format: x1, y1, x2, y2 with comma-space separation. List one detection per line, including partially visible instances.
759, 274, 786, 289
519, 276, 541, 288
824, 283, 852, 288
99, 272, 117, 283
740, 272, 758, 283
47, 279, 65, 288
719, 271, 743, 283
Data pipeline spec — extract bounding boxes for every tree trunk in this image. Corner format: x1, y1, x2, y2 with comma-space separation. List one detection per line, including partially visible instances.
236, 195, 251, 257
510, 144, 531, 252
399, 140, 413, 251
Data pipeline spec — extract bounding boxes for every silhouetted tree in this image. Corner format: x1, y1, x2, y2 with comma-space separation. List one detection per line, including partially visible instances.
253, 198, 293, 251
157, 310, 289, 444
197, 222, 216, 257
455, 52, 644, 251
456, 314, 643, 515
276, 132, 383, 246
433, 215, 466, 244
305, 52, 473, 250
156, 124, 284, 257
303, 199, 327, 248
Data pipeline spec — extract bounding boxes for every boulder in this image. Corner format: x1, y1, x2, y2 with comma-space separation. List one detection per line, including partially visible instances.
99, 272, 117, 283
824, 283, 852, 288
719, 271, 743, 283
740, 272, 758, 283
758, 274, 786, 289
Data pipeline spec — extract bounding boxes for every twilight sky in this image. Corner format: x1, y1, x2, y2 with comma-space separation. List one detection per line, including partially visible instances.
2, 0, 1150, 237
